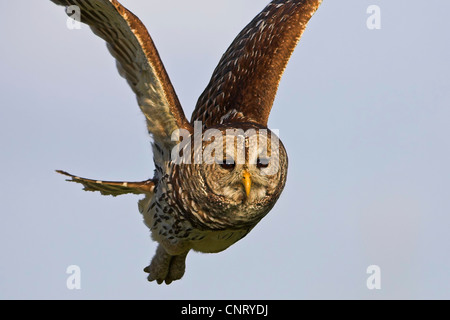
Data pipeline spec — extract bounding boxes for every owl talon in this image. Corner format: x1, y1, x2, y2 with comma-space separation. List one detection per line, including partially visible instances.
144, 264, 165, 284
144, 245, 188, 284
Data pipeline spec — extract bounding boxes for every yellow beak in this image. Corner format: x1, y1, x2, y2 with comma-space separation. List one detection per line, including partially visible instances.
242, 170, 252, 198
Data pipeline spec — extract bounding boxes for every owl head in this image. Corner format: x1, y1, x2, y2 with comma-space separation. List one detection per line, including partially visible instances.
172, 123, 288, 229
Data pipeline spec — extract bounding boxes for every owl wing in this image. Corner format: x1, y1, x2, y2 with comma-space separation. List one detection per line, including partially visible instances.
56, 170, 155, 196
52, 0, 192, 147
191, 0, 322, 128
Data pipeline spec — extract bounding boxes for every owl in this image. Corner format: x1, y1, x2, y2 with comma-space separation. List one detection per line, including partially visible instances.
51, 0, 322, 284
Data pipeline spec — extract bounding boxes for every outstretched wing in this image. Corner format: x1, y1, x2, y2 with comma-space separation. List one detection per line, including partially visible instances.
191, 0, 322, 128
52, 0, 192, 147
56, 170, 155, 196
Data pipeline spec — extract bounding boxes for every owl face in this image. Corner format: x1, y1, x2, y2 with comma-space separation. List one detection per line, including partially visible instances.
174, 124, 288, 228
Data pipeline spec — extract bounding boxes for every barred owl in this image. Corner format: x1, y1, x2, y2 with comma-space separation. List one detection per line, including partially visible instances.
51, 0, 322, 284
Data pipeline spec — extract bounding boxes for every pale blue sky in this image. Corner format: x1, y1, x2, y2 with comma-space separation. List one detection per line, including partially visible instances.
0, 0, 449, 299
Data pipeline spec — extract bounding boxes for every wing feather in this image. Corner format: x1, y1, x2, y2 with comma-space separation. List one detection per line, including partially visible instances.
51, 0, 192, 147
56, 170, 155, 196
191, 0, 322, 128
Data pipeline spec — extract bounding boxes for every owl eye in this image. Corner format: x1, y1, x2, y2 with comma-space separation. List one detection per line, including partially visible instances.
256, 157, 270, 169
219, 158, 235, 170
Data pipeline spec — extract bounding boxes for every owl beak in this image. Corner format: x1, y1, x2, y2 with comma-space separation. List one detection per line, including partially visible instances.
242, 170, 252, 198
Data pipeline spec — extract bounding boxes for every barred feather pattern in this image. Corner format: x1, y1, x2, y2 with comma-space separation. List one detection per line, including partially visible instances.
50, 0, 322, 284
51, 0, 192, 148
192, 0, 322, 128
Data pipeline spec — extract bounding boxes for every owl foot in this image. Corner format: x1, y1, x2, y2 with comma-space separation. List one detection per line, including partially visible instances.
144, 245, 189, 284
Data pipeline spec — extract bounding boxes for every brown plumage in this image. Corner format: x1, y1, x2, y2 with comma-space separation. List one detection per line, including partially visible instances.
192, 0, 322, 128
50, 0, 322, 284
56, 170, 155, 196
52, 0, 192, 148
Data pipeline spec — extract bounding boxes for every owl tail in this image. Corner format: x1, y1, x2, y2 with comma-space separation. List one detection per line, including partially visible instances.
56, 170, 155, 197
